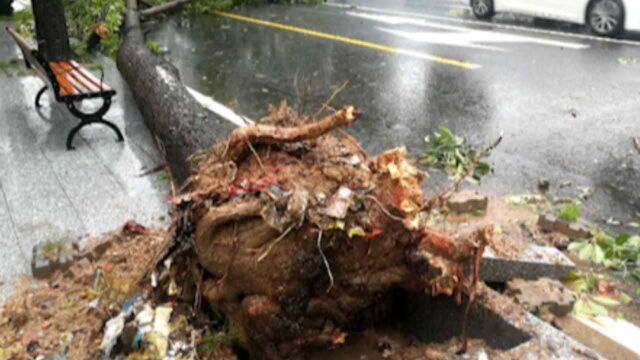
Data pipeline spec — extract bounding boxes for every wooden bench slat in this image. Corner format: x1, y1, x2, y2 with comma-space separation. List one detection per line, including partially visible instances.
49, 62, 77, 96
59, 62, 101, 93
50, 62, 92, 94
70, 60, 112, 91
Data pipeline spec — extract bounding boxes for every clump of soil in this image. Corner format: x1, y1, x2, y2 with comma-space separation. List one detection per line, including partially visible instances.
165, 102, 493, 359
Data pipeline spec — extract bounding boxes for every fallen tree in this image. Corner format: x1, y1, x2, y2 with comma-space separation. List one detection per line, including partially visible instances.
117, 0, 234, 182
116, 1, 493, 358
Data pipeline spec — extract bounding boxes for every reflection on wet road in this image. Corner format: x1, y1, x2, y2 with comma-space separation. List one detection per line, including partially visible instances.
149, 0, 640, 229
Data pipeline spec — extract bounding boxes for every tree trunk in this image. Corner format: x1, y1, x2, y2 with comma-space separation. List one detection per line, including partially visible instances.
0, 0, 12, 16
117, 0, 234, 183
31, 0, 73, 60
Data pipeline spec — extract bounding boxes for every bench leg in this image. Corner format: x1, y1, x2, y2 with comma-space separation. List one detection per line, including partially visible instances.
35, 86, 47, 108
66, 119, 125, 150
65, 97, 124, 150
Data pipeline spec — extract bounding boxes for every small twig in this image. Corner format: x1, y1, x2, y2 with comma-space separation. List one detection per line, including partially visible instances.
293, 68, 305, 115
313, 80, 349, 119
194, 267, 204, 311
365, 195, 404, 222
138, 162, 167, 177
257, 224, 295, 263
337, 128, 368, 159
316, 230, 334, 293
246, 140, 266, 173
634, 137, 640, 155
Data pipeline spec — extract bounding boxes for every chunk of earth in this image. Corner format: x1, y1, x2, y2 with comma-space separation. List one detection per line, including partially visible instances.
505, 278, 577, 318
447, 190, 489, 213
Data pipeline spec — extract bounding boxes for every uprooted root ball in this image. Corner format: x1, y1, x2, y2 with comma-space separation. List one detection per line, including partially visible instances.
171, 102, 491, 359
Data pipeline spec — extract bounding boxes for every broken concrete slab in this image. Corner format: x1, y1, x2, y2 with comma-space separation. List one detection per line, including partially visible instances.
558, 315, 640, 360
505, 278, 576, 317
405, 284, 603, 359
537, 214, 557, 232
480, 244, 576, 283
30, 242, 79, 280
537, 214, 591, 240
447, 190, 488, 213
31, 249, 52, 280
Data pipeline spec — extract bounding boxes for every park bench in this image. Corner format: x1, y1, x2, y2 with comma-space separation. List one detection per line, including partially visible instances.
5, 26, 123, 150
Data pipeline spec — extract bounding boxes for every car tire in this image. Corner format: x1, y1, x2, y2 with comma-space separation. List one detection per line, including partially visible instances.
587, 0, 624, 37
471, 0, 494, 20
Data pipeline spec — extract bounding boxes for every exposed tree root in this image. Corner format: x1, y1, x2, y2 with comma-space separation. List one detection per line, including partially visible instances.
153, 103, 493, 359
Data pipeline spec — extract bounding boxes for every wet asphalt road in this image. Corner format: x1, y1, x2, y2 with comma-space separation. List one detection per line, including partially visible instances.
149, 0, 640, 229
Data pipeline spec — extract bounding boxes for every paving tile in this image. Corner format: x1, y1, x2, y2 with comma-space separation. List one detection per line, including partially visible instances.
0, 47, 170, 304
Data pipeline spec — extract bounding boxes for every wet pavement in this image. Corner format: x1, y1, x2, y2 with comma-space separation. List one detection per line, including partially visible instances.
149, 0, 640, 230
0, 23, 170, 302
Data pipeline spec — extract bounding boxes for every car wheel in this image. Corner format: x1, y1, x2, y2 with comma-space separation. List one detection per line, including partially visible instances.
587, 0, 624, 37
471, 0, 494, 20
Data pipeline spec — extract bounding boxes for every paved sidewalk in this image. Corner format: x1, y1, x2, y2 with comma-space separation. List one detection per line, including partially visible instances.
0, 24, 170, 302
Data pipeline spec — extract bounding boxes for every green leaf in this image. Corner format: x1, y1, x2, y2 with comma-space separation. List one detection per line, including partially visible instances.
628, 236, 640, 248
558, 203, 581, 223
620, 292, 632, 305
565, 271, 582, 281
573, 298, 609, 318
326, 221, 345, 231
572, 278, 591, 293
593, 245, 606, 264
591, 295, 621, 307
348, 227, 366, 238
568, 241, 588, 253
578, 244, 595, 261
615, 234, 631, 246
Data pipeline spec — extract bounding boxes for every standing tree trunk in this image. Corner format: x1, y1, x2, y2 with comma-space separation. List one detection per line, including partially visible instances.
117, 0, 234, 182
31, 0, 73, 60
0, 0, 12, 16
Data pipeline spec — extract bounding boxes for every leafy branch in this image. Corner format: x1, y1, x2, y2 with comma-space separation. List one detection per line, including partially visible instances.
421, 126, 502, 184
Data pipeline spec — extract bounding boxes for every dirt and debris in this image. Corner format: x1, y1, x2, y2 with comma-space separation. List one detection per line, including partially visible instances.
0, 222, 168, 359
505, 278, 576, 320
1, 101, 622, 359
447, 190, 488, 214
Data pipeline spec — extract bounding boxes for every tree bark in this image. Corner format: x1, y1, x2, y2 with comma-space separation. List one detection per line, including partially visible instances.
117, 0, 235, 183
0, 0, 12, 16
31, 0, 73, 60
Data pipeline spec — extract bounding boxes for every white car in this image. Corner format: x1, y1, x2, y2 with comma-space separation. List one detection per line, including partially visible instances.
468, 0, 640, 37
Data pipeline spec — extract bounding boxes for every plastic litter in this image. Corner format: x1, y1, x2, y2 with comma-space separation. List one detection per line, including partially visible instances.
149, 305, 173, 358
100, 313, 125, 359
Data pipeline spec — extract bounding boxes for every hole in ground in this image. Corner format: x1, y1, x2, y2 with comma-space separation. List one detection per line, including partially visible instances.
400, 292, 531, 351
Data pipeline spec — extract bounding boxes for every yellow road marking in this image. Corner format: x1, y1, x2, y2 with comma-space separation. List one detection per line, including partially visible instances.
214, 11, 479, 70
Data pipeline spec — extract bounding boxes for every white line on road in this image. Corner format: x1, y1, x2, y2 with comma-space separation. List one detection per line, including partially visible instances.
347, 11, 589, 50
326, 2, 640, 47
186, 86, 252, 127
